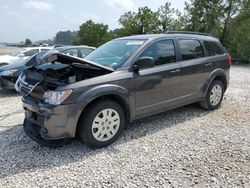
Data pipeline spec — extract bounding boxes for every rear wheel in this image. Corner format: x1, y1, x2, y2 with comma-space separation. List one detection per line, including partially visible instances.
78, 100, 125, 148
200, 80, 225, 110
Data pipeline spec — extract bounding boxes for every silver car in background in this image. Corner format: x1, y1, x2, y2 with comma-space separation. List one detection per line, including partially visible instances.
0, 47, 52, 67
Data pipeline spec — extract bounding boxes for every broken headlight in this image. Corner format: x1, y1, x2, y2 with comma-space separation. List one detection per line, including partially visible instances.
43, 90, 72, 105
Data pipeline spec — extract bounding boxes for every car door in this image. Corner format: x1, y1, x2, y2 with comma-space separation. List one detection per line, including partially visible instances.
177, 39, 212, 101
133, 39, 183, 117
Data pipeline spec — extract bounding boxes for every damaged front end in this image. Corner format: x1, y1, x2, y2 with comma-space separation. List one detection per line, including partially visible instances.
15, 51, 114, 100
15, 52, 114, 146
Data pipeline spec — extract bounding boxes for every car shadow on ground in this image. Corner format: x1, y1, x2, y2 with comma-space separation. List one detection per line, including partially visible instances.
0, 104, 210, 178
0, 89, 19, 98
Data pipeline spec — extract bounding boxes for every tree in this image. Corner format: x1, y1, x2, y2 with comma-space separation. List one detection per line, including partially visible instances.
184, 0, 222, 36
117, 4, 186, 37
118, 7, 159, 37
25, 38, 32, 46
184, 0, 244, 44
220, 0, 243, 44
54, 30, 77, 45
226, 0, 250, 60
158, 2, 185, 32
72, 20, 112, 47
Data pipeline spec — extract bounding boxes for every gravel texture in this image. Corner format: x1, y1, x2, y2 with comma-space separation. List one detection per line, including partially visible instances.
0, 65, 249, 188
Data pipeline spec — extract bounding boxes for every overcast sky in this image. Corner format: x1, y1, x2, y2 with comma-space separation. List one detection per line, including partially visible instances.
0, 0, 186, 43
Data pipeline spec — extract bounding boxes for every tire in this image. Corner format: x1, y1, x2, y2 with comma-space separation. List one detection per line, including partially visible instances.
200, 80, 225, 110
78, 100, 125, 149
23, 119, 71, 147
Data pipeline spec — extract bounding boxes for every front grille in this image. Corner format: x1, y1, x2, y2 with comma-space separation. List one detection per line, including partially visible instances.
15, 74, 40, 96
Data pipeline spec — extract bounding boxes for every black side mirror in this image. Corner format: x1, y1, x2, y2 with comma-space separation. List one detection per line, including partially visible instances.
132, 57, 154, 71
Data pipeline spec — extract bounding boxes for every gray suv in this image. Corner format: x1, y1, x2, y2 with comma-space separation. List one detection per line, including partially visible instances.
16, 32, 231, 148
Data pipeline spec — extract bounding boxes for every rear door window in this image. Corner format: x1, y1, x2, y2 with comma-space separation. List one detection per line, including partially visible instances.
179, 39, 205, 61
23, 49, 39, 56
79, 48, 94, 58
41, 49, 50, 52
203, 41, 224, 56
63, 48, 78, 57
139, 40, 176, 66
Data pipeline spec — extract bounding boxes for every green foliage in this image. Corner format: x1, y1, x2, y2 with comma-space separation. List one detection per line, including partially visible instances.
54, 30, 77, 45
117, 4, 182, 37
25, 38, 32, 46
226, 0, 250, 60
158, 3, 185, 32
184, 0, 222, 36
49, 0, 250, 60
72, 20, 112, 47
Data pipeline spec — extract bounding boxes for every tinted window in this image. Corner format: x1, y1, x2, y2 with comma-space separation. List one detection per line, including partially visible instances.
23, 49, 39, 56
203, 41, 224, 56
140, 40, 176, 66
41, 49, 50, 52
179, 39, 205, 61
79, 48, 94, 58
63, 48, 78, 57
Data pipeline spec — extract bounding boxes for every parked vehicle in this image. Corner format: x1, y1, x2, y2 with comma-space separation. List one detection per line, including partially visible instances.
0, 47, 52, 66
0, 45, 95, 89
15, 32, 231, 148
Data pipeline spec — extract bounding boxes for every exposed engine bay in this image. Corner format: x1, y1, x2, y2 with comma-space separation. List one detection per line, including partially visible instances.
15, 52, 113, 99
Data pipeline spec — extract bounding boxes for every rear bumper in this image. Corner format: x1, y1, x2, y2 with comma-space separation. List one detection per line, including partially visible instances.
0, 77, 15, 89
22, 96, 79, 140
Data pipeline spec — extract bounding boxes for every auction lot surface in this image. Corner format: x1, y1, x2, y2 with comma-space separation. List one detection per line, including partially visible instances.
0, 66, 249, 187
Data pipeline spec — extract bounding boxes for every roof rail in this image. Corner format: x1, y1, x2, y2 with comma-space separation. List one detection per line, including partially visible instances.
167, 31, 211, 36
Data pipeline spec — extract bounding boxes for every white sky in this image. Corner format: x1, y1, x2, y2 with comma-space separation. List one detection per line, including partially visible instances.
0, 0, 187, 42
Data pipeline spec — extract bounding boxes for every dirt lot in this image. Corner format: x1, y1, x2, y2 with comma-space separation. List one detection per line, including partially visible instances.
0, 65, 249, 187
0, 46, 22, 55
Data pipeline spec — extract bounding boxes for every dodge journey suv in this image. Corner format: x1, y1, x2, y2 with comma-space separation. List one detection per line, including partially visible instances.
16, 32, 231, 148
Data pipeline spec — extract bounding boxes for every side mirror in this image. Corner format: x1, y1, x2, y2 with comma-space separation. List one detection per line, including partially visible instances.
132, 57, 154, 71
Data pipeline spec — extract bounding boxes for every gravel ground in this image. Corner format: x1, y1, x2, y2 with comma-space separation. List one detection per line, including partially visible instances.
0, 65, 249, 188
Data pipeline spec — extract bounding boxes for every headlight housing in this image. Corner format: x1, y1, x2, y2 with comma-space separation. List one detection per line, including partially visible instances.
1, 69, 18, 76
43, 90, 73, 105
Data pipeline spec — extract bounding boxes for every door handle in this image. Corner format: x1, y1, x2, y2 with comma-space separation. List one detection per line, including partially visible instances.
205, 63, 212, 66
170, 69, 181, 74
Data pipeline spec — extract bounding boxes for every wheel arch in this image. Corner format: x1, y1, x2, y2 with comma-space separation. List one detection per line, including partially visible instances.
203, 69, 228, 97
71, 84, 135, 137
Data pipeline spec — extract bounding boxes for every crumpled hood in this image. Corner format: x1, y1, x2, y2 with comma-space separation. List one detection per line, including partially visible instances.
25, 51, 114, 72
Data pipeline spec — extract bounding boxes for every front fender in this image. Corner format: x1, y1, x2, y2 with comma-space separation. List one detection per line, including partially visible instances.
69, 84, 135, 137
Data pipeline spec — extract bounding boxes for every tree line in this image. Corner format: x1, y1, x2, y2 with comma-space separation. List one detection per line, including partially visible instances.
54, 0, 250, 60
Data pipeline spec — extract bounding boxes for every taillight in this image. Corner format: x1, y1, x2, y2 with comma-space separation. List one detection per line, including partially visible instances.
227, 55, 232, 64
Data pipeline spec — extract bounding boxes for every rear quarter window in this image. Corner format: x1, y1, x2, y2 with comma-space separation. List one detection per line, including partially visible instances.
203, 41, 225, 56
179, 39, 205, 61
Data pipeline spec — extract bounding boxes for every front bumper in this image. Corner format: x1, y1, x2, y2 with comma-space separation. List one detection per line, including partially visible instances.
0, 77, 15, 89
22, 96, 80, 140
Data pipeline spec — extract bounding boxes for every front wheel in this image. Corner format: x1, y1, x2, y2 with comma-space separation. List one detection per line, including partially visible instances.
200, 80, 225, 110
78, 100, 125, 148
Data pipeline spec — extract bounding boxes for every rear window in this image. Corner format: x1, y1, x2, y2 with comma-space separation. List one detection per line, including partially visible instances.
179, 39, 205, 61
203, 41, 224, 56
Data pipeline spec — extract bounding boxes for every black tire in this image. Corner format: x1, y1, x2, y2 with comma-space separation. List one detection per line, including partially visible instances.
200, 80, 225, 110
78, 100, 125, 149
23, 119, 70, 147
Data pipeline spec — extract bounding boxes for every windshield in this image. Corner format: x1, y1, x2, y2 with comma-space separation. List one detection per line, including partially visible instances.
85, 40, 145, 69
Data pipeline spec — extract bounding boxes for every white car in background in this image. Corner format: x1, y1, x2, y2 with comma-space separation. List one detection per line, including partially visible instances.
0, 47, 52, 67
